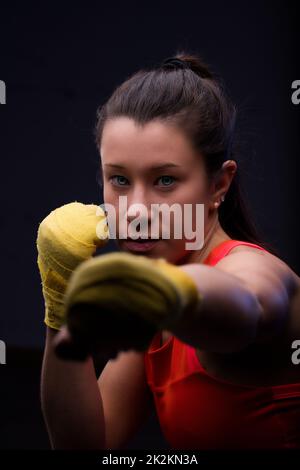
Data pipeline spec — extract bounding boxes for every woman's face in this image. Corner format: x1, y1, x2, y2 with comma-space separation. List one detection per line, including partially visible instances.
100, 117, 213, 264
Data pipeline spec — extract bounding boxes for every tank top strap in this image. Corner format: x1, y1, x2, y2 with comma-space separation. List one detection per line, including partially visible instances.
203, 240, 268, 267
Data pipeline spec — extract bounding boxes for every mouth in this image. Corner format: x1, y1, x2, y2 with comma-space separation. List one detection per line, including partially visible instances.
121, 238, 161, 252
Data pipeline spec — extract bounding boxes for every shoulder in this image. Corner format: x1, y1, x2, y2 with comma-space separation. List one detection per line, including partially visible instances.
219, 243, 299, 289
214, 242, 300, 339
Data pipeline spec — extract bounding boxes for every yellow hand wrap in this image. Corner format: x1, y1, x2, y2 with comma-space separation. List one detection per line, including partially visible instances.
36, 202, 109, 330
62, 252, 201, 350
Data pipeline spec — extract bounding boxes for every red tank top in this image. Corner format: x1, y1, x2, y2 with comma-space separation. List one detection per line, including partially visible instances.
144, 240, 300, 449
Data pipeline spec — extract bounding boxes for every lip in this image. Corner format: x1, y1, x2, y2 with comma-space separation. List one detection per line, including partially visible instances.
122, 239, 160, 252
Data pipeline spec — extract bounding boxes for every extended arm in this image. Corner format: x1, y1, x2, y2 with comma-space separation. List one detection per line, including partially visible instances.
171, 250, 296, 353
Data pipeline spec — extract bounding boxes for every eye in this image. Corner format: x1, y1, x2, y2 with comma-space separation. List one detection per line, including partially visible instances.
108, 174, 177, 188
109, 175, 129, 186
156, 175, 176, 187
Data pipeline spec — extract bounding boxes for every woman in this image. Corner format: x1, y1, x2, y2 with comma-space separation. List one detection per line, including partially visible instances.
37, 52, 300, 450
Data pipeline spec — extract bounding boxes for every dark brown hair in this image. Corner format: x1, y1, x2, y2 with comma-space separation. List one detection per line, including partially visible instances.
94, 50, 278, 256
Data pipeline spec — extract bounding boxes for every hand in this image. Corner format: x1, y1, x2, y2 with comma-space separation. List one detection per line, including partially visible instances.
53, 251, 201, 361
36, 202, 109, 330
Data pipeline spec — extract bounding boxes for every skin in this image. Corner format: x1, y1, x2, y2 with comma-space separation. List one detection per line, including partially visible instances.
101, 116, 234, 265
100, 117, 300, 386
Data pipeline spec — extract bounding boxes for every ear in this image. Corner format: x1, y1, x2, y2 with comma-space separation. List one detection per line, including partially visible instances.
208, 160, 237, 211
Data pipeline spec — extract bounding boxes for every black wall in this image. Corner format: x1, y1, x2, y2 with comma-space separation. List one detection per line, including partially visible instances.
0, 0, 299, 450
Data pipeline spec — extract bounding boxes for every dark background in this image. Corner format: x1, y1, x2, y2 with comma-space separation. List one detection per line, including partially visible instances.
0, 0, 299, 450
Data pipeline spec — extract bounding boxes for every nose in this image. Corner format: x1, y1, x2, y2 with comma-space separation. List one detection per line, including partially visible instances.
115, 184, 163, 240
125, 186, 158, 239
125, 186, 151, 223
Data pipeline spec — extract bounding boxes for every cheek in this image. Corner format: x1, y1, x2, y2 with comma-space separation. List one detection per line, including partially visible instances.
102, 183, 112, 204
167, 183, 207, 234
102, 187, 121, 235
174, 177, 207, 205
103, 187, 122, 215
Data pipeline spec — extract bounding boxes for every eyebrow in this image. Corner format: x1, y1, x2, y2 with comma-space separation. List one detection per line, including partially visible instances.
104, 163, 181, 170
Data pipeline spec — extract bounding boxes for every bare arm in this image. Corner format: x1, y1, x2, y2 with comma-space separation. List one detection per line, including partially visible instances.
41, 327, 106, 449
171, 250, 296, 353
41, 326, 153, 450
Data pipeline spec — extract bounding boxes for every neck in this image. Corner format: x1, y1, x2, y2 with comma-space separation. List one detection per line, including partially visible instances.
179, 212, 231, 265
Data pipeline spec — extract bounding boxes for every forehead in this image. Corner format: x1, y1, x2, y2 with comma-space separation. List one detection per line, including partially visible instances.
100, 117, 201, 168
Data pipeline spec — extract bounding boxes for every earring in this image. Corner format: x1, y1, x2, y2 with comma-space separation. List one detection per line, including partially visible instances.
214, 194, 225, 208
